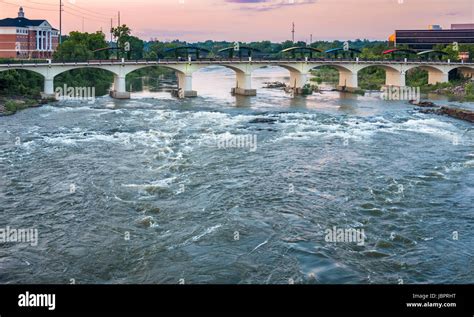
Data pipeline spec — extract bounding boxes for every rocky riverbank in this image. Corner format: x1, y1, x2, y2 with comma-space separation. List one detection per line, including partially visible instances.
432, 85, 466, 96
0, 97, 44, 116
419, 106, 474, 123
426, 81, 474, 101
409, 100, 474, 123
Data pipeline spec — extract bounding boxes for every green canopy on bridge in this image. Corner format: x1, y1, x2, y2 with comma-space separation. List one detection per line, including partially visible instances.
164, 46, 210, 59
417, 50, 449, 60
280, 46, 322, 59
324, 47, 361, 58
218, 46, 261, 59
325, 48, 362, 54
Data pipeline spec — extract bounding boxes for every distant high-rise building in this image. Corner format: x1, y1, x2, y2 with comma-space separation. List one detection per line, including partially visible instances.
451, 23, 474, 30
389, 23, 474, 50
0, 7, 59, 59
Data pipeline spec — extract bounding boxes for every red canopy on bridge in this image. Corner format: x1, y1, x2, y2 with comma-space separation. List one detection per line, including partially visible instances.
382, 49, 416, 55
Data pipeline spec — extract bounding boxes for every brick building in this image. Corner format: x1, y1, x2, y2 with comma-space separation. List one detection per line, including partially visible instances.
0, 7, 59, 59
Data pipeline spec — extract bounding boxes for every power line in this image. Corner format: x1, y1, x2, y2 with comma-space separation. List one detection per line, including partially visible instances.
24, 0, 114, 20
9, 0, 114, 24
1, 0, 118, 37
0, 0, 58, 11
63, 7, 110, 23
63, 10, 109, 24
67, 2, 111, 19
26, 0, 57, 7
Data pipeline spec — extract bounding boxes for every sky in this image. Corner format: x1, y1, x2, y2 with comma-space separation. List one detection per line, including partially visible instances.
0, 0, 473, 42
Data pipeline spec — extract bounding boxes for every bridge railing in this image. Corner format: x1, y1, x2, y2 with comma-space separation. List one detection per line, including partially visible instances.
1, 57, 473, 67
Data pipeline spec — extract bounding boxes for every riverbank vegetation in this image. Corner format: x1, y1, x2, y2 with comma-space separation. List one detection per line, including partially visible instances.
0, 98, 41, 115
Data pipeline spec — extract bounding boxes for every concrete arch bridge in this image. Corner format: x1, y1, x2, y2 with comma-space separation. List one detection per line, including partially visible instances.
0, 59, 473, 99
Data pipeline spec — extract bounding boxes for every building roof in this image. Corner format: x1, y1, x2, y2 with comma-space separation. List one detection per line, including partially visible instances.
0, 17, 48, 28
0, 7, 57, 29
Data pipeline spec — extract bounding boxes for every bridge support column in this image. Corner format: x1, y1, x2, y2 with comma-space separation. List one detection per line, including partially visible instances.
428, 71, 449, 85
287, 71, 309, 94
338, 70, 358, 92
173, 72, 197, 98
385, 70, 406, 87
41, 77, 56, 100
110, 75, 130, 99
232, 72, 256, 96
458, 68, 474, 79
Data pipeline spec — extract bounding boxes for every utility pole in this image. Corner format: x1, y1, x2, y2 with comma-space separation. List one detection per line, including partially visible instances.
59, 0, 63, 44
310, 34, 313, 45
110, 18, 113, 43
118, 11, 120, 27
292, 22, 295, 43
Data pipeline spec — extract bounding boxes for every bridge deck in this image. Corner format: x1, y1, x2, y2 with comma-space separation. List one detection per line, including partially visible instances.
0, 59, 472, 68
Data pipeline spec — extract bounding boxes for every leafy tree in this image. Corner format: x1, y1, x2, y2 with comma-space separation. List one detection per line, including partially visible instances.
112, 25, 131, 48
53, 31, 114, 95
111, 25, 144, 59
54, 31, 110, 61
0, 69, 43, 97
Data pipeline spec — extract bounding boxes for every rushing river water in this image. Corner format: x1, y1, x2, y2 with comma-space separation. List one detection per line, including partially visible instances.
0, 66, 473, 284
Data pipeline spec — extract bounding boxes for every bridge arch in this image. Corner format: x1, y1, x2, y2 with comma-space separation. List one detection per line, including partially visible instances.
308, 64, 357, 89
357, 64, 404, 88
51, 66, 118, 97
51, 65, 120, 78
122, 63, 208, 97
123, 64, 200, 95
405, 64, 447, 74
357, 64, 399, 73
405, 65, 449, 85
446, 66, 474, 80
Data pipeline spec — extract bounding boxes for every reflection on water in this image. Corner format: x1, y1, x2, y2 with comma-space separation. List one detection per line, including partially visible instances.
0, 66, 473, 284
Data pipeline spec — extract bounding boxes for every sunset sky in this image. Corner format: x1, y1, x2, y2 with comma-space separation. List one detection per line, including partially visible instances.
1, 0, 473, 42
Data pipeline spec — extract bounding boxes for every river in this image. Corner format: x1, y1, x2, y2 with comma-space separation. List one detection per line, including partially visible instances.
0, 66, 473, 284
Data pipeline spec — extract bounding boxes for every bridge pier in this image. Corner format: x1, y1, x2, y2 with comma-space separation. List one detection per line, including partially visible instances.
174, 72, 197, 98
287, 71, 309, 94
385, 70, 406, 87
428, 70, 449, 85
458, 67, 474, 79
110, 75, 130, 99
338, 70, 358, 91
232, 72, 256, 96
41, 77, 56, 100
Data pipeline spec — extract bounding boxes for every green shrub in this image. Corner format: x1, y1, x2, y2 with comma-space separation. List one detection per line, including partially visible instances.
4, 100, 17, 113
465, 82, 474, 96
